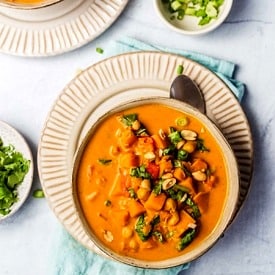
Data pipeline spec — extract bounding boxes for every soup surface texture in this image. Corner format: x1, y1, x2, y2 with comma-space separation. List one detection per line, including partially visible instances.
76, 103, 228, 261
4, 0, 50, 4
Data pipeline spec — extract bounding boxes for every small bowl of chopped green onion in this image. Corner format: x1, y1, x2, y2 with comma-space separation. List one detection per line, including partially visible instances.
154, 0, 233, 35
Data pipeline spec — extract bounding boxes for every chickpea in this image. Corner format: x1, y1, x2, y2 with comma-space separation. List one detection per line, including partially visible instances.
122, 226, 133, 239
129, 239, 139, 251
182, 141, 197, 153
140, 179, 151, 190
168, 211, 180, 226
132, 120, 141, 131
164, 198, 177, 212
109, 145, 120, 157
143, 224, 152, 236
137, 188, 150, 201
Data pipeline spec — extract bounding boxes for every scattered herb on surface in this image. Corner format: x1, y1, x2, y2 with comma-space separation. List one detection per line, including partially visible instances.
96, 47, 104, 54
177, 64, 184, 75
0, 137, 30, 216
33, 189, 45, 199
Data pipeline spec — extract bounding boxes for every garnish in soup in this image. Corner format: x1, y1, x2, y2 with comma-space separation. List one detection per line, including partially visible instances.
76, 104, 228, 261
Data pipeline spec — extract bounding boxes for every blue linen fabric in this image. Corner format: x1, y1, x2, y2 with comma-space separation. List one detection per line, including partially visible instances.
111, 37, 245, 101
50, 37, 245, 275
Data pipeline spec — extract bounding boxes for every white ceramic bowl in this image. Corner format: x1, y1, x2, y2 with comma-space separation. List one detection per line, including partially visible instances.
153, 0, 233, 35
0, 0, 62, 9
72, 97, 239, 268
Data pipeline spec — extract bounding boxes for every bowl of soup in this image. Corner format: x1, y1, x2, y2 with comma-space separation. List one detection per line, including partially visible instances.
0, 0, 62, 9
72, 97, 239, 268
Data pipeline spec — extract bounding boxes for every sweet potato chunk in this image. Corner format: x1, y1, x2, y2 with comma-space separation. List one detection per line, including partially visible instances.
172, 210, 196, 237
144, 192, 167, 211
151, 134, 167, 149
119, 152, 139, 168
179, 177, 196, 195
119, 128, 137, 149
191, 158, 208, 172
109, 173, 127, 197
173, 167, 186, 181
128, 199, 146, 217
193, 192, 209, 214
159, 158, 173, 176
111, 210, 130, 226
137, 137, 155, 153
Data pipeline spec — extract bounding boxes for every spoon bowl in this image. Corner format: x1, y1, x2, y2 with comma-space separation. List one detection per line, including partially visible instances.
170, 75, 206, 113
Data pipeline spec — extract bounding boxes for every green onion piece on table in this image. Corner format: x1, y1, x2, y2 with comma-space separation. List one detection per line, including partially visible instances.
177, 64, 184, 75
96, 47, 104, 54
33, 189, 45, 198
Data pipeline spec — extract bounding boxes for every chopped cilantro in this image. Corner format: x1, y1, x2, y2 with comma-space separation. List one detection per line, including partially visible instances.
185, 197, 201, 219
152, 182, 162, 195
121, 114, 137, 127
128, 188, 137, 199
196, 138, 209, 152
177, 228, 197, 251
0, 137, 30, 216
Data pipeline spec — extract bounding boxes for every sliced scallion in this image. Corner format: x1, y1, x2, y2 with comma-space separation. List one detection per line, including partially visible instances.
177, 64, 184, 75
33, 189, 45, 198
161, 0, 225, 26
96, 47, 104, 54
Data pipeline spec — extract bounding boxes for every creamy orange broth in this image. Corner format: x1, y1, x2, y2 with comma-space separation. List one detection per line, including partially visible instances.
76, 104, 227, 261
4, 0, 48, 4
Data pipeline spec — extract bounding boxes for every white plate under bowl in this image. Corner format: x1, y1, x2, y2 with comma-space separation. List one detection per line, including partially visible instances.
0, 120, 34, 221
38, 51, 253, 259
0, 0, 128, 56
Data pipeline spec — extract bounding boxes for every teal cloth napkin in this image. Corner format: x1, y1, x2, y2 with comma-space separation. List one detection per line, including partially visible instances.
111, 37, 245, 101
50, 37, 245, 275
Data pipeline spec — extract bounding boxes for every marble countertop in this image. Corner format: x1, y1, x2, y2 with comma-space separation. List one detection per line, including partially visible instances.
0, 1, 275, 274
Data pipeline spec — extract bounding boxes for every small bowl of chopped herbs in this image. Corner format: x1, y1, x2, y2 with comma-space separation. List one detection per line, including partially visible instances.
154, 0, 233, 35
0, 121, 33, 221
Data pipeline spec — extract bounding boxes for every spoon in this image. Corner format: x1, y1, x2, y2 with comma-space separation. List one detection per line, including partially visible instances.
170, 75, 206, 114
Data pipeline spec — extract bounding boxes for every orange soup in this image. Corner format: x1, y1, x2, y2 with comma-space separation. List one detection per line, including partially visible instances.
4, 0, 51, 4
76, 103, 228, 261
